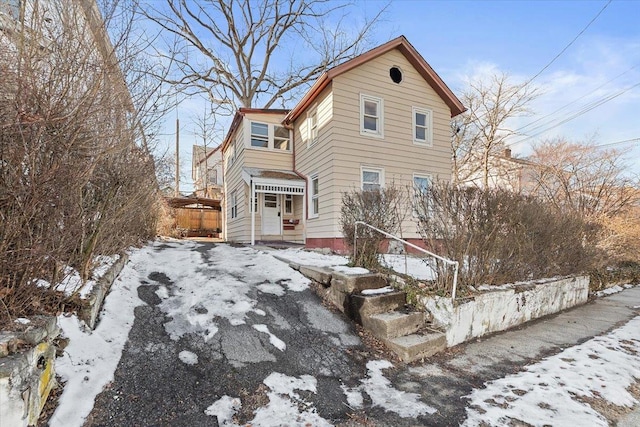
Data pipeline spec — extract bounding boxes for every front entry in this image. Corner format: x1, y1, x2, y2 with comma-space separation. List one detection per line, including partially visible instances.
262, 193, 281, 235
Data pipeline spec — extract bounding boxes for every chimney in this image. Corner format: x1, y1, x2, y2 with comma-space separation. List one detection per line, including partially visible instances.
504, 148, 512, 158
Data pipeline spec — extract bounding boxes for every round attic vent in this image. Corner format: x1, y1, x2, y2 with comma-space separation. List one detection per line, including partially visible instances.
390, 66, 403, 84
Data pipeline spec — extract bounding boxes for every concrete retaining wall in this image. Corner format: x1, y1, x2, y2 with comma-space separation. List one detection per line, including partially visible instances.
0, 316, 59, 427
80, 253, 129, 329
420, 276, 590, 347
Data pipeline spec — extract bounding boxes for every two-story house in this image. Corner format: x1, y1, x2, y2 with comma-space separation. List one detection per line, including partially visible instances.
221, 36, 465, 252
192, 144, 223, 199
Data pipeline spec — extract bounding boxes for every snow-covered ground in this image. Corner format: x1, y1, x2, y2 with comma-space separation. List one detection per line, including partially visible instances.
49, 241, 640, 426
50, 241, 440, 426
271, 248, 436, 281
464, 315, 640, 426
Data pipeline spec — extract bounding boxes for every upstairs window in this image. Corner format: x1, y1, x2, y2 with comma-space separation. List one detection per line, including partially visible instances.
413, 107, 433, 146
361, 167, 383, 191
307, 107, 318, 147
250, 122, 269, 148
274, 126, 290, 150
360, 94, 383, 138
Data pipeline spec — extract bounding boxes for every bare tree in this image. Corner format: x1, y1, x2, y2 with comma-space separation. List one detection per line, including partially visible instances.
142, 0, 387, 113
453, 72, 539, 187
0, 0, 167, 325
529, 138, 639, 219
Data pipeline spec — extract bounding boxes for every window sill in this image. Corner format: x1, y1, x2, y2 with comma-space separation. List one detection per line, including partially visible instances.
359, 130, 384, 139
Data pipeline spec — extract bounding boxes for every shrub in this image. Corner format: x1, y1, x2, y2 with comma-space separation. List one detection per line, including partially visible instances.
340, 185, 408, 270
414, 182, 594, 292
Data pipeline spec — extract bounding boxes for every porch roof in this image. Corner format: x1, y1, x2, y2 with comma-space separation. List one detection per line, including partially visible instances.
242, 168, 305, 194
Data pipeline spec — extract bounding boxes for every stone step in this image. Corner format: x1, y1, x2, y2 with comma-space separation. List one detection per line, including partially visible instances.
331, 271, 387, 293
385, 332, 447, 362
349, 291, 406, 323
362, 311, 425, 340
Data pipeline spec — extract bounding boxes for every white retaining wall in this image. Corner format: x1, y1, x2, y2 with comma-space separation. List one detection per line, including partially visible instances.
419, 276, 590, 347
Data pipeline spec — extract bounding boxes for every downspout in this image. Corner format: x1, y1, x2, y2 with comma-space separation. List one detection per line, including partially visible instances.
287, 124, 309, 244
221, 151, 227, 241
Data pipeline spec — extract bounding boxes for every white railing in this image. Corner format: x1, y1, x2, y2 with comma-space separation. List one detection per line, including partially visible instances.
353, 221, 460, 301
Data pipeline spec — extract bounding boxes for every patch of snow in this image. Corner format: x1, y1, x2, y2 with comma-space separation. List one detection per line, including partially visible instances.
341, 383, 364, 408
332, 265, 370, 275
256, 282, 285, 296
91, 254, 120, 279
15, 318, 30, 324
269, 248, 349, 268
35, 279, 51, 289
596, 285, 624, 297
205, 372, 331, 427
463, 315, 640, 427
381, 254, 436, 281
49, 245, 150, 427
253, 324, 287, 351
342, 360, 437, 418
204, 395, 242, 425
155, 285, 169, 299
178, 350, 198, 365
252, 373, 330, 427
361, 286, 394, 295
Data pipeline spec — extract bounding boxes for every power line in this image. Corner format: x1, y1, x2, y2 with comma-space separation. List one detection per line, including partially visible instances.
515, 63, 639, 134
593, 137, 640, 149
525, 0, 612, 85
508, 79, 640, 146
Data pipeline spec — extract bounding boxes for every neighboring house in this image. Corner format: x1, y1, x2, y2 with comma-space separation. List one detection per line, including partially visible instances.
221, 36, 465, 251
460, 148, 541, 194
0, 0, 131, 111
192, 144, 223, 199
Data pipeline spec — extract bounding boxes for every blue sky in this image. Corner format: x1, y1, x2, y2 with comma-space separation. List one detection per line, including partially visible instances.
163, 0, 640, 192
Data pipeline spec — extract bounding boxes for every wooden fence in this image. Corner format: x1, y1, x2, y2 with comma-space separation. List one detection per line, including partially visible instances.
176, 207, 222, 237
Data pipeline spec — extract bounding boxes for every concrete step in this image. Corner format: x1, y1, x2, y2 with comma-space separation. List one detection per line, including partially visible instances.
362, 311, 425, 340
349, 291, 406, 323
331, 271, 387, 293
385, 332, 447, 362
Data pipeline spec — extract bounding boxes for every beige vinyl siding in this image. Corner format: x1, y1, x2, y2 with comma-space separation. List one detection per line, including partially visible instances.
224, 111, 296, 243
294, 48, 453, 241
243, 149, 292, 170
293, 85, 337, 238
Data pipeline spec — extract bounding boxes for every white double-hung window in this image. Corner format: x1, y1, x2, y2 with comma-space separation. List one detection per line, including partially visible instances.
230, 191, 238, 219
413, 107, 433, 146
361, 167, 384, 191
307, 107, 318, 147
360, 94, 383, 138
309, 174, 319, 217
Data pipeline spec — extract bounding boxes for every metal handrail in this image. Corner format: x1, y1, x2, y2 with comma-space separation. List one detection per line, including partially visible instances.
353, 221, 460, 301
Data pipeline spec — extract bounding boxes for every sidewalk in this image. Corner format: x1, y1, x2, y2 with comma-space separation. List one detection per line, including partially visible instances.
392, 285, 640, 426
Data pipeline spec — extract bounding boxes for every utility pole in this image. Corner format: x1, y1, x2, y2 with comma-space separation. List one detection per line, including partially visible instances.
175, 117, 180, 197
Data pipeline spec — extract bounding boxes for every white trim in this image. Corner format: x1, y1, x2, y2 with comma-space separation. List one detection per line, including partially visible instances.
284, 194, 293, 214
412, 173, 433, 218
307, 106, 318, 148
412, 106, 433, 146
360, 93, 384, 139
361, 166, 385, 191
309, 174, 319, 218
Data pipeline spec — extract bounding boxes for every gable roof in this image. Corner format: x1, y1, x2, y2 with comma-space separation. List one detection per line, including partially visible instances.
283, 35, 466, 125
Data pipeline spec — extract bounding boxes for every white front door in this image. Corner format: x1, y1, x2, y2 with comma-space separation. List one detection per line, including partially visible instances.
262, 193, 281, 235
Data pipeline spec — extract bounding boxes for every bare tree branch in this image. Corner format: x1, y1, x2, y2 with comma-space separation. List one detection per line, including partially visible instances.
141, 0, 388, 114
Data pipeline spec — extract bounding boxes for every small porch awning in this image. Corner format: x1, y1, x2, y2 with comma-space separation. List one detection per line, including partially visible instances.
242, 168, 306, 245
242, 167, 305, 194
